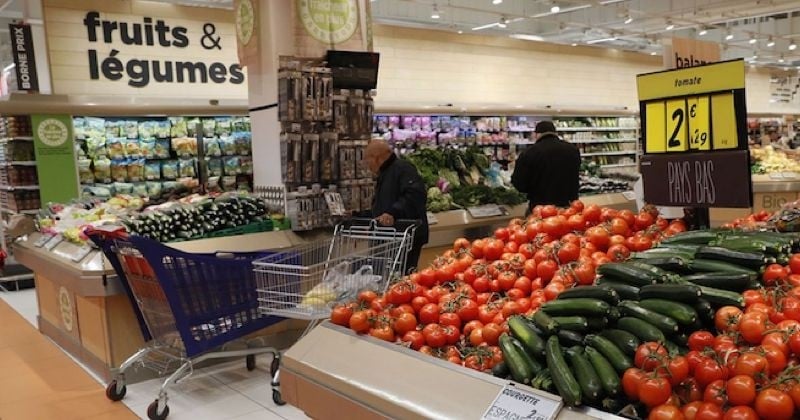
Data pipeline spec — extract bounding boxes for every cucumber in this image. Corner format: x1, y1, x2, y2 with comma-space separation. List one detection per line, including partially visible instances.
618, 300, 680, 334
587, 317, 609, 330
697, 285, 745, 308
633, 249, 694, 260
546, 335, 582, 407
639, 284, 702, 303
615, 317, 667, 343
511, 336, 544, 375
626, 261, 677, 282
638, 299, 698, 326
567, 347, 603, 402
711, 239, 784, 256
507, 316, 546, 358
594, 278, 640, 300
585, 334, 633, 373
597, 263, 658, 287
499, 334, 534, 384
585, 346, 621, 397
607, 307, 621, 323
689, 259, 758, 275
659, 230, 717, 245
695, 246, 769, 270
492, 361, 509, 378
532, 310, 559, 335
552, 316, 589, 332
682, 273, 756, 292
599, 329, 640, 357
557, 286, 620, 305
557, 329, 585, 347
655, 243, 701, 255
632, 257, 692, 274
541, 298, 611, 317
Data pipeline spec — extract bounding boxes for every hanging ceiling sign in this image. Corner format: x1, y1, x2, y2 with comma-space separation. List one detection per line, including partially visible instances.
9, 23, 39, 92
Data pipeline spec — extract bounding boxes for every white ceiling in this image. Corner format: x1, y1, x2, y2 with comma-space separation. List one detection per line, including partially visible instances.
370, 0, 800, 69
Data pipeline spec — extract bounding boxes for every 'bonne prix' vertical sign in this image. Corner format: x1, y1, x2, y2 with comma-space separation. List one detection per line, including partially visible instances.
636, 59, 752, 208
9, 23, 38, 92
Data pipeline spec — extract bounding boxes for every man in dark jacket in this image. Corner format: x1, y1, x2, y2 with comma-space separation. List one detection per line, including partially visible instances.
511, 121, 580, 212
363, 140, 429, 273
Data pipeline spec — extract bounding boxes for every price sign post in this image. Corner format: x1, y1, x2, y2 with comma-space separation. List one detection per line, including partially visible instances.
637, 59, 752, 212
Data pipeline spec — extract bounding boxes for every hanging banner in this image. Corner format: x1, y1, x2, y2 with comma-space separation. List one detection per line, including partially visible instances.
294, 0, 373, 56
32, 115, 79, 204
234, 0, 259, 67
637, 59, 751, 208
9, 23, 39, 92
663, 37, 721, 69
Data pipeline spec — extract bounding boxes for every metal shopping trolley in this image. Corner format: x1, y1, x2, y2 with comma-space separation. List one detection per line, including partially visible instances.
254, 218, 417, 405
88, 228, 285, 420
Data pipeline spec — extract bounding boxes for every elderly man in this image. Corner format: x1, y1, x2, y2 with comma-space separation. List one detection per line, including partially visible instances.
362, 140, 429, 273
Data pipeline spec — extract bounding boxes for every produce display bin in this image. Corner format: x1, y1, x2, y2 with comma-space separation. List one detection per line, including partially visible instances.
281, 322, 619, 420
709, 174, 800, 227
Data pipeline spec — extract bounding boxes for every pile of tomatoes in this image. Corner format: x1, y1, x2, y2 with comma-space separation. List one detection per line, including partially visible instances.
329, 200, 684, 370
625, 266, 800, 420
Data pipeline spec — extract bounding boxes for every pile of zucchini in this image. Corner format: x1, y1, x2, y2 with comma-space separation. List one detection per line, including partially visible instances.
496, 229, 800, 410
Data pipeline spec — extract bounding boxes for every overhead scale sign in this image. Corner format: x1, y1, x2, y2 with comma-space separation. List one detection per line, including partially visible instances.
637, 59, 752, 208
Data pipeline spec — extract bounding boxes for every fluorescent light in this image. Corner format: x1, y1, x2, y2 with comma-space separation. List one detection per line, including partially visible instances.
431, 5, 440, 19
498, 17, 508, 28
2, 63, 14, 72
665, 21, 674, 30
698, 28, 708, 36
551, 5, 560, 13
510, 34, 545, 42
749, 37, 757, 44
530, 4, 591, 18
650, 51, 657, 55
472, 22, 498, 31
624, 15, 633, 24
493, 0, 502, 4
570, 43, 578, 46
725, 32, 733, 41
790, 42, 797, 51
457, 30, 463, 34
586, 37, 617, 44
779, 55, 785, 63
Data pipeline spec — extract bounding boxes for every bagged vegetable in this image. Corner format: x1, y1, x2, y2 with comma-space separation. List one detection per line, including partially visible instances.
207, 158, 223, 177
144, 161, 161, 180
155, 120, 171, 138
187, 117, 200, 137
83, 185, 112, 199
172, 137, 196, 157
155, 138, 170, 158
132, 183, 148, 197
74, 118, 86, 140
203, 138, 221, 156
234, 132, 251, 155
78, 159, 94, 184
105, 120, 121, 138
215, 118, 231, 136
93, 157, 112, 183
219, 136, 237, 155
147, 181, 163, 198
111, 160, 128, 182
162, 181, 180, 196
138, 121, 155, 139
224, 156, 240, 175
87, 137, 108, 158
85, 117, 106, 140
222, 176, 237, 190
202, 119, 216, 137
240, 156, 253, 174
124, 120, 138, 138
140, 138, 156, 159
114, 182, 134, 194
107, 138, 126, 159
124, 138, 141, 158
162, 160, 178, 179
169, 117, 188, 137
128, 158, 145, 181
179, 158, 196, 178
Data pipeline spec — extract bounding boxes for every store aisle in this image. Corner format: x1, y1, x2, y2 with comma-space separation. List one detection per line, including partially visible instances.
0, 297, 138, 420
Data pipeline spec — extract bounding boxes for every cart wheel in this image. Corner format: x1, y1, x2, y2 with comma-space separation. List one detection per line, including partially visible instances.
270, 355, 281, 377
272, 389, 286, 406
105, 380, 127, 401
246, 354, 256, 371
147, 400, 170, 420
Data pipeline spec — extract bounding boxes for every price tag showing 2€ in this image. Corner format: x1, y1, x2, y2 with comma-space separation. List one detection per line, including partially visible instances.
482, 384, 562, 420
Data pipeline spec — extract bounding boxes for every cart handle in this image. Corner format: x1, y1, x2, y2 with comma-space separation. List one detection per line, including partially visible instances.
85, 226, 129, 240
343, 217, 421, 230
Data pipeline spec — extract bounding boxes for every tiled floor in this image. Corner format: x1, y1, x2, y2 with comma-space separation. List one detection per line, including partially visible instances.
0, 289, 310, 420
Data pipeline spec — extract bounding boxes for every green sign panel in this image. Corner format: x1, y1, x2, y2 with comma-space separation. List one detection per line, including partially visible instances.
32, 115, 79, 205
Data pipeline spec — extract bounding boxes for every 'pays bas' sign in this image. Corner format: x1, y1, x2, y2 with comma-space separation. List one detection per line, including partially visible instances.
82, 11, 244, 88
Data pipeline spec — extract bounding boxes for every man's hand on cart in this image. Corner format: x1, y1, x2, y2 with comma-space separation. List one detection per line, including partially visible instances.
376, 213, 395, 226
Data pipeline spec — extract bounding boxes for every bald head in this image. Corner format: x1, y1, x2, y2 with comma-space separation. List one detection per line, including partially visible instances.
364, 140, 394, 175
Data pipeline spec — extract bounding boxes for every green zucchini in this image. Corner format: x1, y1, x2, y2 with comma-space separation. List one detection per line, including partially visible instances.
654, 243, 701, 255
599, 329, 640, 357
594, 278, 640, 300
556, 285, 620, 305
567, 347, 603, 403
631, 256, 692, 274
626, 261, 677, 281
659, 230, 717, 245
552, 316, 589, 332
607, 307, 621, 323
711, 239, 784, 256
541, 298, 611, 317
557, 329, 585, 347
693, 299, 716, 327
499, 334, 534, 384
587, 317, 610, 330
597, 263, 658, 287
697, 285, 745, 308
532, 310, 559, 335
546, 336, 582, 407
639, 284, 702, 303
585, 346, 621, 397
633, 249, 694, 260
511, 336, 544, 375
507, 316, 546, 358
682, 273, 756, 292
585, 334, 633, 373
615, 317, 666, 343
492, 361, 509, 378
695, 246, 769, 269
638, 299, 698, 326
618, 300, 680, 334
689, 259, 758, 275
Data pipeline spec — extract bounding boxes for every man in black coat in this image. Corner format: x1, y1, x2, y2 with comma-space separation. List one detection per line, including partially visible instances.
363, 140, 429, 273
511, 121, 581, 212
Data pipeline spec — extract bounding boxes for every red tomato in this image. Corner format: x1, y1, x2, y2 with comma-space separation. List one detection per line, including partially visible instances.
722, 406, 758, 420
688, 331, 715, 352
418, 268, 437, 288
439, 312, 461, 330
401, 330, 425, 350
556, 242, 580, 264
715, 306, 743, 333
419, 303, 441, 325
483, 239, 505, 261
393, 313, 418, 335
481, 323, 502, 346
754, 388, 795, 420
761, 332, 790, 356
566, 214, 586, 232
790, 332, 800, 355
703, 379, 727, 406
695, 358, 729, 388
694, 402, 723, 420
543, 281, 566, 301
639, 377, 672, 407
634, 212, 655, 231
635, 342, 669, 371
781, 296, 800, 322
536, 260, 558, 283
681, 401, 703, 420
607, 244, 631, 262
609, 217, 630, 236
726, 375, 756, 406
763, 263, 789, 286
648, 405, 684, 420
666, 356, 690, 386
622, 367, 647, 400
330, 305, 354, 327
585, 226, 610, 250
761, 344, 788, 375
733, 352, 768, 377
789, 254, 800, 275
676, 377, 704, 403
738, 311, 769, 344
743, 289, 767, 307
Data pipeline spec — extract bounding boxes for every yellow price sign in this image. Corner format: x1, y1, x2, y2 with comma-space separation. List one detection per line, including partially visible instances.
665, 98, 689, 152
712, 93, 737, 150
687, 96, 711, 151
645, 102, 666, 153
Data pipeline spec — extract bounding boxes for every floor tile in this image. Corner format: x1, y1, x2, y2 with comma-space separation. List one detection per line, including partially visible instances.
229, 409, 285, 420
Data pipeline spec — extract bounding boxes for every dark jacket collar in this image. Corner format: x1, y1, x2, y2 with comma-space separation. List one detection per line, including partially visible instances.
379, 153, 397, 174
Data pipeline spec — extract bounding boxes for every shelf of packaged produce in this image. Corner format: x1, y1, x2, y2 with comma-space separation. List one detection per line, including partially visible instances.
0, 184, 39, 191
570, 138, 638, 144
581, 151, 637, 157
1, 160, 37, 166
557, 127, 638, 131
601, 163, 637, 168
0, 136, 33, 143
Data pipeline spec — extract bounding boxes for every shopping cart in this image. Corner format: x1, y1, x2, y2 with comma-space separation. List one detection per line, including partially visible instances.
254, 218, 417, 405
88, 228, 285, 420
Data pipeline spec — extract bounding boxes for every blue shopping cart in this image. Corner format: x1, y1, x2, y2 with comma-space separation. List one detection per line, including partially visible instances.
88, 228, 284, 420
